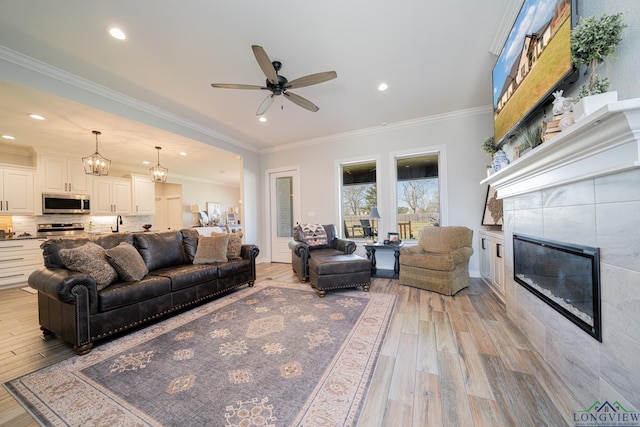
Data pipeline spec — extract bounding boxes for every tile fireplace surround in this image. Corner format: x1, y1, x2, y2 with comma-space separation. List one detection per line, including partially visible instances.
482, 98, 640, 411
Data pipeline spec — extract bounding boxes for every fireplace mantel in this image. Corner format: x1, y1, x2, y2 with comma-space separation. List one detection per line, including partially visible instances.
482, 97, 640, 198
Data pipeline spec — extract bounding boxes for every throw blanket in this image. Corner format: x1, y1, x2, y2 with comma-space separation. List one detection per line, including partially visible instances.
301, 224, 328, 246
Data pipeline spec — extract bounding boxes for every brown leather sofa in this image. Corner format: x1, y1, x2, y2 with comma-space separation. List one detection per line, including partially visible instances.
28, 229, 259, 355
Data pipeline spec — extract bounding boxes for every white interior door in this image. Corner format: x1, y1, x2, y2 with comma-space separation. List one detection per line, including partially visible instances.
268, 169, 300, 263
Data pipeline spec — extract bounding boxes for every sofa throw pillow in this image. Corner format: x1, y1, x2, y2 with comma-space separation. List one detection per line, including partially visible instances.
225, 233, 243, 260
194, 234, 230, 264
105, 242, 149, 282
59, 242, 118, 290
300, 223, 328, 246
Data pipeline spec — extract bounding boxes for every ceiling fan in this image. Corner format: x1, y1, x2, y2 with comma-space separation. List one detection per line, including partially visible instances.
211, 45, 337, 115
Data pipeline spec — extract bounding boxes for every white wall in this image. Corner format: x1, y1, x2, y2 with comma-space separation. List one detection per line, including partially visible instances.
259, 107, 494, 274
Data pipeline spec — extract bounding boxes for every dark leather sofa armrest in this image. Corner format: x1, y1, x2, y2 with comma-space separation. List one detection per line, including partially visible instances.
241, 244, 260, 260
288, 240, 310, 258
334, 238, 356, 254
28, 268, 99, 306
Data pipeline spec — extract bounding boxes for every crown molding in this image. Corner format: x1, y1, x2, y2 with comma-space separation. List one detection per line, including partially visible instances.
262, 104, 493, 154
489, 0, 523, 56
0, 45, 259, 154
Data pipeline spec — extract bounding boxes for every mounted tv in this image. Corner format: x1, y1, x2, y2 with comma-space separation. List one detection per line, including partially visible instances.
492, 0, 578, 146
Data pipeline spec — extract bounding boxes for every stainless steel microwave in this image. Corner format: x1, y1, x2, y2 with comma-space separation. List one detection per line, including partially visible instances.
42, 193, 91, 214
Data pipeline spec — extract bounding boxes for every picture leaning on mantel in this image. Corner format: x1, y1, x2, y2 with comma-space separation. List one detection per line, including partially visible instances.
481, 185, 503, 226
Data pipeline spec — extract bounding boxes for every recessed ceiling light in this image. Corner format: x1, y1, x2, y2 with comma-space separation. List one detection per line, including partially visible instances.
259, 117, 267, 123
378, 83, 389, 91
179, 152, 187, 156
29, 114, 45, 120
2, 135, 16, 140
108, 27, 127, 40
142, 161, 150, 165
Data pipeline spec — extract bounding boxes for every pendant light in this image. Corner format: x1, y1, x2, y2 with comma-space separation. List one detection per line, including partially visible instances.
82, 130, 111, 175
150, 146, 168, 182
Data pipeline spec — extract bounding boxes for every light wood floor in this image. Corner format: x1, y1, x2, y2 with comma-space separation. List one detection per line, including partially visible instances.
0, 263, 581, 426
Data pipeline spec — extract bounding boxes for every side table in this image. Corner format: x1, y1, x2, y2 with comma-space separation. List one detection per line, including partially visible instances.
364, 242, 404, 279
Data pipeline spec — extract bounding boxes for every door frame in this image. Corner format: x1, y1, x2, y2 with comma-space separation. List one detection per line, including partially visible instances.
264, 166, 301, 263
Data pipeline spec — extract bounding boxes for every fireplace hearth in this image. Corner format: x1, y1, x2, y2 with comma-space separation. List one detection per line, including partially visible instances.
513, 234, 601, 341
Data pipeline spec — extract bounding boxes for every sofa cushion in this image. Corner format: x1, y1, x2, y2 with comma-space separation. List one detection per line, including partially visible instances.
180, 228, 200, 263
41, 237, 91, 269
134, 231, 187, 271
226, 233, 243, 260
93, 232, 134, 250
59, 242, 118, 290
105, 242, 149, 281
194, 234, 230, 264
152, 264, 219, 291
299, 224, 328, 246
98, 275, 172, 312
217, 258, 251, 278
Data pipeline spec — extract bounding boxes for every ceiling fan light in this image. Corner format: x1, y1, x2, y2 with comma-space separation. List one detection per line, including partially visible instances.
150, 146, 168, 182
82, 130, 111, 176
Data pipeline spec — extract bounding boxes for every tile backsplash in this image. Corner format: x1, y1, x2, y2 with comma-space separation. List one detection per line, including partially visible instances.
11, 215, 154, 235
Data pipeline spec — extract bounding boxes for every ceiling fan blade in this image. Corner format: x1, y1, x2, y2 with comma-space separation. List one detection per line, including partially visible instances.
251, 45, 278, 84
284, 91, 320, 112
211, 83, 266, 90
285, 71, 337, 89
256, 94, 275, 115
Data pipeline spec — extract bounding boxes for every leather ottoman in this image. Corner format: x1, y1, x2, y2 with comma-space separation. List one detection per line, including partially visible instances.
308, 253, 371, 297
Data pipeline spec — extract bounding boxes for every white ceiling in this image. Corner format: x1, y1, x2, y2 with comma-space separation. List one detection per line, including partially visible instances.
0, 0, 517, 184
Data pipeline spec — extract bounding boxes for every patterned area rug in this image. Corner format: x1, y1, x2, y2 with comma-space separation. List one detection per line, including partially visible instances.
5, 280, 395, 426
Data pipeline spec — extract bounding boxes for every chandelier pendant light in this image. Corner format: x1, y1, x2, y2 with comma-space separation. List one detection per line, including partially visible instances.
82, 130, 111, 175
150, 146, 168, 182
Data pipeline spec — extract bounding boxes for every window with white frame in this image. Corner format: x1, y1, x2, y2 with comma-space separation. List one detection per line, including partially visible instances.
395, 153, 440, 240
340, 160, 377, 239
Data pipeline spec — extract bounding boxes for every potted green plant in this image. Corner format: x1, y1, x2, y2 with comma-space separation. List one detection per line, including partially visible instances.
570, 12, 626, 118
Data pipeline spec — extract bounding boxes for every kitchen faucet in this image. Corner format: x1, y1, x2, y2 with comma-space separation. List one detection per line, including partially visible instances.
111, 215, 123, 233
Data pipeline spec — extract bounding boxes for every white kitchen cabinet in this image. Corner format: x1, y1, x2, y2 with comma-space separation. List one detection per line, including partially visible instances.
40, 156, 89, 194
479, 230, 505, 303
0, 166, 35, 214
0, 238, 46, 289
129, 174, 155, 215
92, 177, 131, 215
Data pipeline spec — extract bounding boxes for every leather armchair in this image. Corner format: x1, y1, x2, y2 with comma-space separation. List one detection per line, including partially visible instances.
288, 224, 356, 282
399, 226, 473, 295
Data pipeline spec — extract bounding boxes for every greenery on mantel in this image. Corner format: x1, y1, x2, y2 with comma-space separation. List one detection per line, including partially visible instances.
482, 136, 498, 155
570, 12, 626, 99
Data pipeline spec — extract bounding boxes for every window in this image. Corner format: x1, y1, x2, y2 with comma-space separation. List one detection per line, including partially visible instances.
396, 153, 440, 240
341, 160, 377, 239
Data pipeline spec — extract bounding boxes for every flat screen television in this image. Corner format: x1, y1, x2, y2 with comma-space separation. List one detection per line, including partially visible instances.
492, 0, 578, 146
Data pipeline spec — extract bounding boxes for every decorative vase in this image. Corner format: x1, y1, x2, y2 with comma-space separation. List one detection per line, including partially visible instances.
492, 149, 510, 172
573, 91, 618, 122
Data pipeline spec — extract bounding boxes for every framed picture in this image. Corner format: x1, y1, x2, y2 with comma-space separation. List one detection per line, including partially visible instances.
481, 185, 503, 226
207, 202, 222, 224
386, 232, 400, 244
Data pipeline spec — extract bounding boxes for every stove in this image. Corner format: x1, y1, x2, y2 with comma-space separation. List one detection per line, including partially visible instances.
37, 223, 86, 237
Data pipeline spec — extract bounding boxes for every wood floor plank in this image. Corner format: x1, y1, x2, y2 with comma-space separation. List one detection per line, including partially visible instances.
416, 320, 438, 374
437, 351, 474, 427
455, 330, 495, 400
462, 311, 499, 356
433, 311, 458, 354
357, 355, 395, 427
388, 332, 418, 405
468, 395, 508, 427
414, 371, 443, 427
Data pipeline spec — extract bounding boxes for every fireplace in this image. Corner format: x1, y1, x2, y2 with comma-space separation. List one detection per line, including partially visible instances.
513, 234, 601, 341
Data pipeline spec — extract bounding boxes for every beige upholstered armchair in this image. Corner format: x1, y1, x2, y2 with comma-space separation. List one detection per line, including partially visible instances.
399, 226, 474, 295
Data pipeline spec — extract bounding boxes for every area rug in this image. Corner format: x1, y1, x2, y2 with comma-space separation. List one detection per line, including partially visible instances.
5, 280, 396, 426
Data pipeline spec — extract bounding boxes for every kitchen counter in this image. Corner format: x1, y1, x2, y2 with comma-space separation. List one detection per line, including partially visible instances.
0, 235, 44, 241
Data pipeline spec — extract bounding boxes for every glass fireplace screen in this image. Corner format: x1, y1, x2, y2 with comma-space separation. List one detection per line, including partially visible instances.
513, 234, 601, 341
